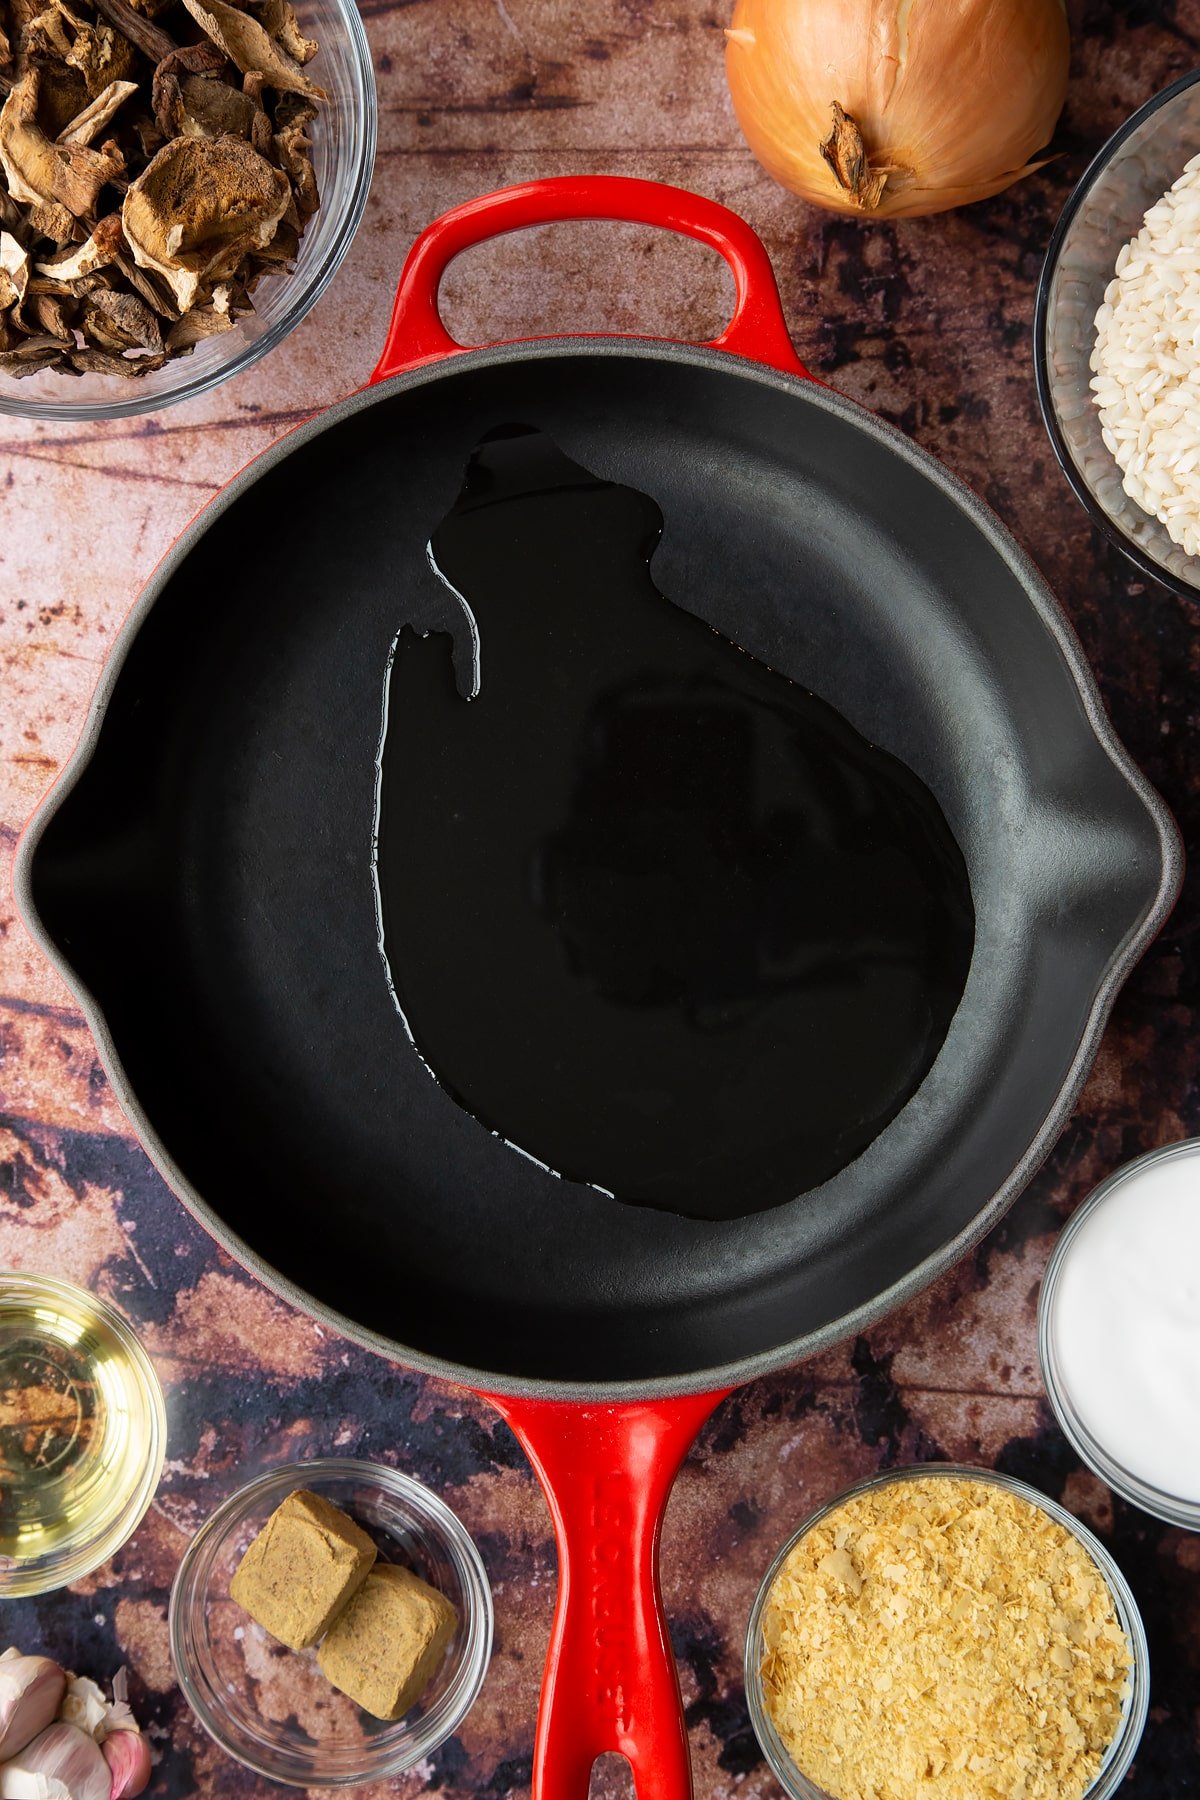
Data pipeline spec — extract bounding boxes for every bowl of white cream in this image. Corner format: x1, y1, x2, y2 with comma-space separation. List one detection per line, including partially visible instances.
1040, 1138, 1200, 1528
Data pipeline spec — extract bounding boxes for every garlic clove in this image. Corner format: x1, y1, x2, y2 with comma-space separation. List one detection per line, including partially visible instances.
0, 1658, 68, 1761
102, 1731, 151, 1798
0, 1722, 111, 1800
58, 1677, 108, 1741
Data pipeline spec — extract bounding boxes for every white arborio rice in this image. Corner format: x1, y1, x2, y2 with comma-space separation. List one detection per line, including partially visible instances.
1091, 152, 1200, 558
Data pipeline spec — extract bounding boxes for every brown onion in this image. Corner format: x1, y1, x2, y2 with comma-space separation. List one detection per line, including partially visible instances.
725, 0, 1069, 219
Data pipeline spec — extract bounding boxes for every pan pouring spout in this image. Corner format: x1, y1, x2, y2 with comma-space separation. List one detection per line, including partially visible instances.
374, 425, 975, 1221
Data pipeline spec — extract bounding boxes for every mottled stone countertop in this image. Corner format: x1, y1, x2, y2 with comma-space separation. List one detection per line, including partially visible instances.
3, 1, 1200, 1794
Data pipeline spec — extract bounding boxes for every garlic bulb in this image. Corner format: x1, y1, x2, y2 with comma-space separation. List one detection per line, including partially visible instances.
0, 1656, 67, 1762
0, 1722, 110, 1800
725, 0, 1070, 219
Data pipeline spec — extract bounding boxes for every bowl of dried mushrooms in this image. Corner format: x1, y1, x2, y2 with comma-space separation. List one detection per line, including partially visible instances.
0, 0, 374, 415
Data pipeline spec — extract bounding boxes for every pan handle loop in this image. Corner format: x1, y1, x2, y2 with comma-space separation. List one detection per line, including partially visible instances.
487, 1388, 732, 1800
370, 175, 810, 383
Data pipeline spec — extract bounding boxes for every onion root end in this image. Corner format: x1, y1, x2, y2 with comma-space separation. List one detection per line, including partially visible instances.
819, 101, 890, 211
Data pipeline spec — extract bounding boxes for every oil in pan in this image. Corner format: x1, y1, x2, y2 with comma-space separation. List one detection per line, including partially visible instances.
374, 426, 975, 1221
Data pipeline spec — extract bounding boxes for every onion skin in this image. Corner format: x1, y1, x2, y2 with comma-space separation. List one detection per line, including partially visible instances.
725, 0, 1069, 219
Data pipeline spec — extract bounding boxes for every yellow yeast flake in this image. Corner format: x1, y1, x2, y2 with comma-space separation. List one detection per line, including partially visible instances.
760, 1475, 1131, 1800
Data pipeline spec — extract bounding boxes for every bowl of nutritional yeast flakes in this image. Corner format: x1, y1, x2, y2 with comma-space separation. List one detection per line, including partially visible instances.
1036, 66, 1200, 594
744, 1466, 1149, 1800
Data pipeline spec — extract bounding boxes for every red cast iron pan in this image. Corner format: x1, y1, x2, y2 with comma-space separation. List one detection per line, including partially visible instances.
15, 177, 1181, 1799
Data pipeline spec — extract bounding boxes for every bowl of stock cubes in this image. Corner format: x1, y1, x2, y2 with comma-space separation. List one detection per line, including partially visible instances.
169, 1458, 493, 1785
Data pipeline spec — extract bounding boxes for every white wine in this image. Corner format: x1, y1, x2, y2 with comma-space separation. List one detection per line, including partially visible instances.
0, 1274, 165, 1596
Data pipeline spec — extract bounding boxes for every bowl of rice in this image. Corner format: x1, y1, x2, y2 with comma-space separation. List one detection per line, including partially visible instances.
1036, 67, 1200, 594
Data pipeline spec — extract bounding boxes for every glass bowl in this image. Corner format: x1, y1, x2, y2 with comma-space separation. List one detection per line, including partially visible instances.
1040, 1138, 1200, 1530
0, 1270, 166, 1597
1035, 67, 1200, 595
0, 0, 376, 422
745, 1464, 1150, 1800
169, 1457, 493, 1787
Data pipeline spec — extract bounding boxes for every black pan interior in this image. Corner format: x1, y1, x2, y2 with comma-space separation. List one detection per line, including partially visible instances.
27, 348, 1169, 1385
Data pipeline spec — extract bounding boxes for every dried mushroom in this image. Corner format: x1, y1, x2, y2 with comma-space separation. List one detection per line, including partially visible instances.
152, 40, 233, 134
176, 71, 258, 138
0, 68, 122, 213
57, 75, 136, 142
0, 0, 324, 381
68, 340, 164, 371
4, 0, 46, 43
26, 195, 74, 238
28, 282, 72, 335
80, 282, 160, 347
0, 226, 29, 306
33, 207, 119, 273
180, 0, 321, 96
21, 1, 137, 101
251, 0, 315, 66
122, 132, 287, 309
29, 67, 92, 140
0, 332, 60, 372
163, 291, 226, 346
272, 90, 313, 214
91, 0, 174, 64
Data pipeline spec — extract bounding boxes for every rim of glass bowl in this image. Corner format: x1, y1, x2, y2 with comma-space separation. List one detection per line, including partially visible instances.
0, 0, 376, 424
1033, 65, 1200, 598
743, 1463, 1150, 1800
0, 1270, 167, 1597
169, 1457, 494, 1787
1039, 1138, 1200, 1531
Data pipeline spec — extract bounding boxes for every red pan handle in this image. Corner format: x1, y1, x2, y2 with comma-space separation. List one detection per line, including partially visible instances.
379, 173, 775, 1800
371, 174, 809, 382
486, 1389, 732, 1800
